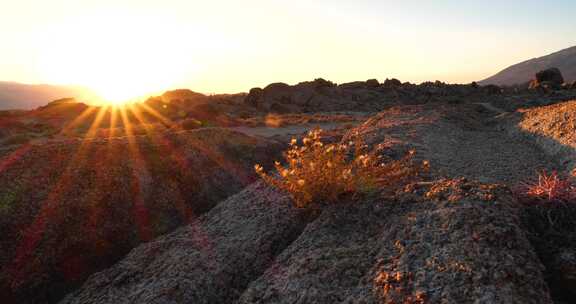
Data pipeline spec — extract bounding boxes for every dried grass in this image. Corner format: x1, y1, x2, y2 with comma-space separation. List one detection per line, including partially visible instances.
255, 128, 426, 208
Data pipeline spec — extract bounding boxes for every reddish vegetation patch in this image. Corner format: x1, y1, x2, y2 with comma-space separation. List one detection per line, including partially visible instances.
516, 171, 576, 204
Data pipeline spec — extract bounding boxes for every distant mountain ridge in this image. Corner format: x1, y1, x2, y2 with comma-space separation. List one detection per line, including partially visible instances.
480, 46, 576, 86
0, 81, 97, 110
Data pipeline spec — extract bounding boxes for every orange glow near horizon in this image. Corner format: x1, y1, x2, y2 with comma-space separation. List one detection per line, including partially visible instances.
2, 0, 574, 101
36, 13, 203, 104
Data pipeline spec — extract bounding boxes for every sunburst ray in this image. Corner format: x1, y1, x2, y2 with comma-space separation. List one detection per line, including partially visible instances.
119, 105, 152, 241
128, 104, 197, 218
0, 143, 32, 174
138, 102, 175, 128
9, 105, 109, 283
59, 106, 98, 136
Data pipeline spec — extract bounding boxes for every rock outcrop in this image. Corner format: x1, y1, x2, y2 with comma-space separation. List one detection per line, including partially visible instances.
60, 179, 552, 304
244, 79, 349, 113
241, 78, 503, 114
0, 128, 283, 304
382, 78, 402, 88
536, 68, 565, 86
529, 68, 565, 91
512, 100, 576, 171
60, 104, 564, 304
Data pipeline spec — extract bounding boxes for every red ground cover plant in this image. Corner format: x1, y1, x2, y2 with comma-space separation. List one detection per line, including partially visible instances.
517, 171, 576, 203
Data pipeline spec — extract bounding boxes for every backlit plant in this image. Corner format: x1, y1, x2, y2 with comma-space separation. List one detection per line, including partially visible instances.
255, 129, 425, 208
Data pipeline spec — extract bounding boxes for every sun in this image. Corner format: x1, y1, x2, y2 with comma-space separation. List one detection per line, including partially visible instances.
35, 12, 201, 105
103, 98, 132, 106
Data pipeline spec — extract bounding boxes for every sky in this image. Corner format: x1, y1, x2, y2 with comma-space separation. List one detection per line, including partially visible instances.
0, 0, 575, 101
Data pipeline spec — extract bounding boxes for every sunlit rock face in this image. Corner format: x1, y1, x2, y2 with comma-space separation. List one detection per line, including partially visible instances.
0, 128, 283, 304
59, 179, 552, 304
513, 100, 576, 171
242, 78, 490, 114
61, 104, 562, 304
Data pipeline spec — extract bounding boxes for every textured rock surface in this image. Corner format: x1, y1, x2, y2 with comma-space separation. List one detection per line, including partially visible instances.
239, 180, 551, 304
509, 100, 576, 303
61, 179, 552, 304
60, 183, 310, 304
345, 103, 558, 184
512, 100, 576, 171
60, 104, 566, 304
0, 128, 283, 304
242, 78, 491, 113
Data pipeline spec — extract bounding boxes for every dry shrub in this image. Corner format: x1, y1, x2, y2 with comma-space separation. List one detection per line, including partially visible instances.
264, 113, 284, 128
255, 129, 426, 208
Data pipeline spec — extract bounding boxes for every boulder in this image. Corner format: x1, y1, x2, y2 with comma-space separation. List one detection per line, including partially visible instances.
536, 68, 564, 86
383, 78, 402, 87
365, 79, 380, 88
263, 82, 291, 95
260, 83, 293, 110
245, 80, 365, 113
529, 68, 565, 91
244, 87, 263, 107
244, 83, 293, 111
338, 81, 368, 90
161, 89, 207, 103
296, 78, 335, 89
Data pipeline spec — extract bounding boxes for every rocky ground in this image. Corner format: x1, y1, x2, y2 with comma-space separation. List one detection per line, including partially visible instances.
346, 103, 559, 184
513, 100, 576, 171
2, 77, 576, 303
0, 128, 283, 303
61, 180, 551, 304
59, 97, 576, 303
